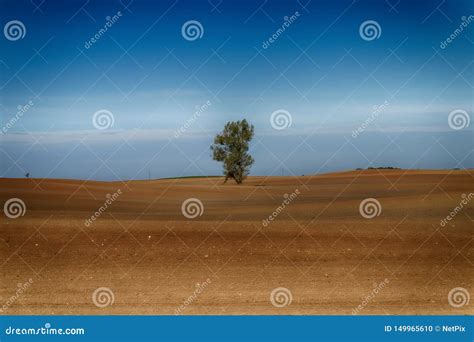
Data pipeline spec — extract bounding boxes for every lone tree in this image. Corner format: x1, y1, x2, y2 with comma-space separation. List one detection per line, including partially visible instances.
211, 119, 254, 184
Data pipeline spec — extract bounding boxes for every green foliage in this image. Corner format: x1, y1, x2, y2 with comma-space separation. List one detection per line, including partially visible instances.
367, 166, 400, 170
210, 119, 255, 184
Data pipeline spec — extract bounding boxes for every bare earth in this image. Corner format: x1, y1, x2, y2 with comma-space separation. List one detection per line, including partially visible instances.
1, 169, 473, 315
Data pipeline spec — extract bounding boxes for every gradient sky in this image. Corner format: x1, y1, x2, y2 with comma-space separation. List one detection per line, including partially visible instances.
0, 0, 473, 180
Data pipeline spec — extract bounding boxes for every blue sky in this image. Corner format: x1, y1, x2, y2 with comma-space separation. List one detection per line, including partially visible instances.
0, 0, 473, 180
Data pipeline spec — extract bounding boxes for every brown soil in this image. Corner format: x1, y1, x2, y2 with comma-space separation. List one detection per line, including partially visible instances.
0, 169, 473, 315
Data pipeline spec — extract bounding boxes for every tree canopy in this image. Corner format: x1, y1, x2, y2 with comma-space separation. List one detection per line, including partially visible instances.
210, 119, 254, 184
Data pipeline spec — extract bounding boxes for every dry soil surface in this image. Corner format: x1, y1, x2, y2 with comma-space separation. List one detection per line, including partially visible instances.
0, 169, 473, 315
